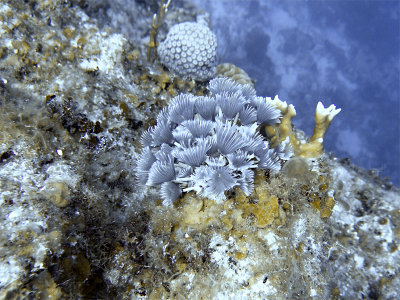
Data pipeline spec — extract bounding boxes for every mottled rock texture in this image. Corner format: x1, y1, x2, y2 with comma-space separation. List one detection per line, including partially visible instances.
0, 1, 398, 299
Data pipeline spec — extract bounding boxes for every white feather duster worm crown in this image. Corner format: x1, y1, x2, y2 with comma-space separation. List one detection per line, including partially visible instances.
136, 78, 289, 205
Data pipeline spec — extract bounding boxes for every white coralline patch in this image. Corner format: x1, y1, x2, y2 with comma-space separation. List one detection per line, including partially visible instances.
0, 144, 48, 289
79, 33, 126, 78
208, 234, 278, 298
327, 159, 400, 298
0, 139, 77, 290
0, 257, 23, 289
0, 4, 11, 36
45, 162, 81, 189
262, 231, 280, 252
292, 216, 307, 242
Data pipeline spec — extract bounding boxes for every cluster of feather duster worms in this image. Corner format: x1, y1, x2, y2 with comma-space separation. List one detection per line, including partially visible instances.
136, 77, 295, 204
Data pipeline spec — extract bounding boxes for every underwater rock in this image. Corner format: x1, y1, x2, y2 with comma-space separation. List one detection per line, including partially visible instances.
0, 0, 398, 299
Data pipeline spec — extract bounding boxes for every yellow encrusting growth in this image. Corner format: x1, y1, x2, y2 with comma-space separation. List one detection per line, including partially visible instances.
172, 171, 285, 234
306, 174, 336, 218
236, 188, 280, 228
177, 193, 220, 230
320, 196, 335, 218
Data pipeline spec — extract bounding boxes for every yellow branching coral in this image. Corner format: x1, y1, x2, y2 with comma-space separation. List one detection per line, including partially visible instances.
310, 102, 341, 142
147, 0, 171, 62
298, 102, 341, 157
260, 96, 296, 148
263, 98, 341, 158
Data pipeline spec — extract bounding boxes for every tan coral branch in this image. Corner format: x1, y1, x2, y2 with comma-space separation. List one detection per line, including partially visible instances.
299, 101, 341, 157
147, 0, 171, 62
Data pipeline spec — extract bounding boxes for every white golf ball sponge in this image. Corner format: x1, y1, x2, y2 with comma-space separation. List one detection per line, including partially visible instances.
157, 22, 217, 81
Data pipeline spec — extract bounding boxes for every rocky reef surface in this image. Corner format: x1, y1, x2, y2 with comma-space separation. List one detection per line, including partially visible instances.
0, 1, 398, 299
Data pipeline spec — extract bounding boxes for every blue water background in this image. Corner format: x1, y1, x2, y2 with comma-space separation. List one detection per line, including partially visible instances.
192, 0, 400, 185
